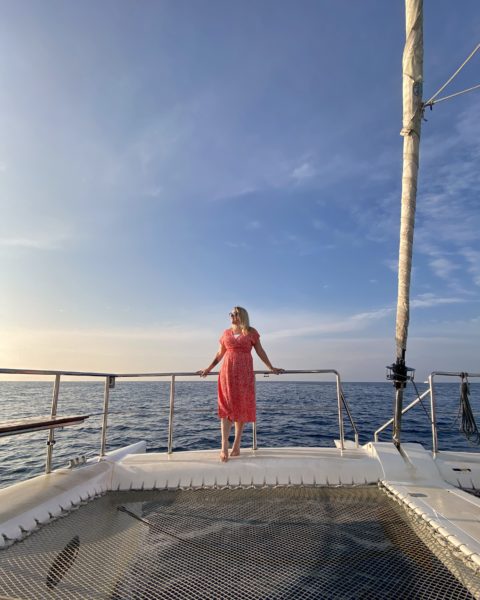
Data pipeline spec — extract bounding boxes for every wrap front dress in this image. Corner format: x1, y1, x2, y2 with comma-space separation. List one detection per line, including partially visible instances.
218, 328, 260, 423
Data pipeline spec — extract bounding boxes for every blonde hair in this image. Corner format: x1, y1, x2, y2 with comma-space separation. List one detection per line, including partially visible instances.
233, 306, 251, 334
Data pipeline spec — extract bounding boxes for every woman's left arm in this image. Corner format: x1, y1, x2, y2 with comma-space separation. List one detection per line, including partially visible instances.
254, 340, 284, 374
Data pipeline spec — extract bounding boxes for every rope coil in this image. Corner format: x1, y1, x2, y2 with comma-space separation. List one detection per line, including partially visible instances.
454, 374, 480, 445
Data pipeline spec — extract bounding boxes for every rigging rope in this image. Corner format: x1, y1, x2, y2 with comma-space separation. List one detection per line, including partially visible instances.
453, 374, 480, 446
412, 380, 431, 421
424, 42, 480, 107
425, 82, 480, 107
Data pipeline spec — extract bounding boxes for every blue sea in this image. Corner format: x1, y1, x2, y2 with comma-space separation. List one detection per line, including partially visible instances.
1, 380, 479, 489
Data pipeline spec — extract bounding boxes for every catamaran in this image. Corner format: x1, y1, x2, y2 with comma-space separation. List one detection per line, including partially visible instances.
1, 1, 479, 598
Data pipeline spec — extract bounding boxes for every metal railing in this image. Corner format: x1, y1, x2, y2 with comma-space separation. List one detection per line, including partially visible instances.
0, 367, 359, 473
374, 371, 480, 454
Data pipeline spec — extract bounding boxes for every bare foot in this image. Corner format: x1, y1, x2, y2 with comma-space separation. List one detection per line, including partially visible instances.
220, 449, 229, 462
230, 447, 240, 457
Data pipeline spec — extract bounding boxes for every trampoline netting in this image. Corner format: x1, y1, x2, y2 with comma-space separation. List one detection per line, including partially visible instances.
0, 486, 479, 599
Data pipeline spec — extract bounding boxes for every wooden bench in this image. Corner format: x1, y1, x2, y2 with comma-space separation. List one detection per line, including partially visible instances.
0, 415, 89, 437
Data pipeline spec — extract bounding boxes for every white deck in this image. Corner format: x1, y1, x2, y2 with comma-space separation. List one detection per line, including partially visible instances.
368, 442, 480, 569
110, 445, 383, 490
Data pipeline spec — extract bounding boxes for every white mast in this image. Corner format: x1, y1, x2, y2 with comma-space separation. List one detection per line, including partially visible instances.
392, 0, 424, 448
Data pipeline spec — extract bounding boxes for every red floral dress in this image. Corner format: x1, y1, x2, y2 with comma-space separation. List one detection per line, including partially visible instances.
218, 328, 260, 422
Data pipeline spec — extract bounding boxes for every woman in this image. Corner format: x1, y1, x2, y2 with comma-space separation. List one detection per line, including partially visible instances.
199, 307, 283, 462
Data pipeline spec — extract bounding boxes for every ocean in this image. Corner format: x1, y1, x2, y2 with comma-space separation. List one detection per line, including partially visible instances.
1, 380, 479, 489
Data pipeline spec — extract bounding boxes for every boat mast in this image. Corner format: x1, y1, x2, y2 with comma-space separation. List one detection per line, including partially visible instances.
391, 0, 424, 449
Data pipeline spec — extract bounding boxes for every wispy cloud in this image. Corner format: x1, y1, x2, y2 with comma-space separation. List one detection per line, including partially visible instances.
2, 296, 477, 379
461, 248, 480, 286
262, 293, 467, 340
428, 256, 458, 281
414, 102, 480, 292
0, 232, 71, 250
343, 101, 480, 298
291, 161, 316, 182
0, 324, 217, 375
260, 306, 393, 340
384, 259, 399, 273
350, 189, 401, 244
410, 293, 465, 308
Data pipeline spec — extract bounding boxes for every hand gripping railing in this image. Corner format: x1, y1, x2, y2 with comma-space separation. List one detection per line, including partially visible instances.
0, 367, 359, 473
374, 371, 480, 454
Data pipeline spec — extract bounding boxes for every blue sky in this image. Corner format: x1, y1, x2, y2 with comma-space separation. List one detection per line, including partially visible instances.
1, 1, 479, 381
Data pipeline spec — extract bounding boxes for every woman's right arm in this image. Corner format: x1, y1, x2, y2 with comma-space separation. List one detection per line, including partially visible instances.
198, 343, 226, 377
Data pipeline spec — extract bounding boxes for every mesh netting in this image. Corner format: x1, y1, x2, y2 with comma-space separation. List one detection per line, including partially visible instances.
0, 486, 479, 599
